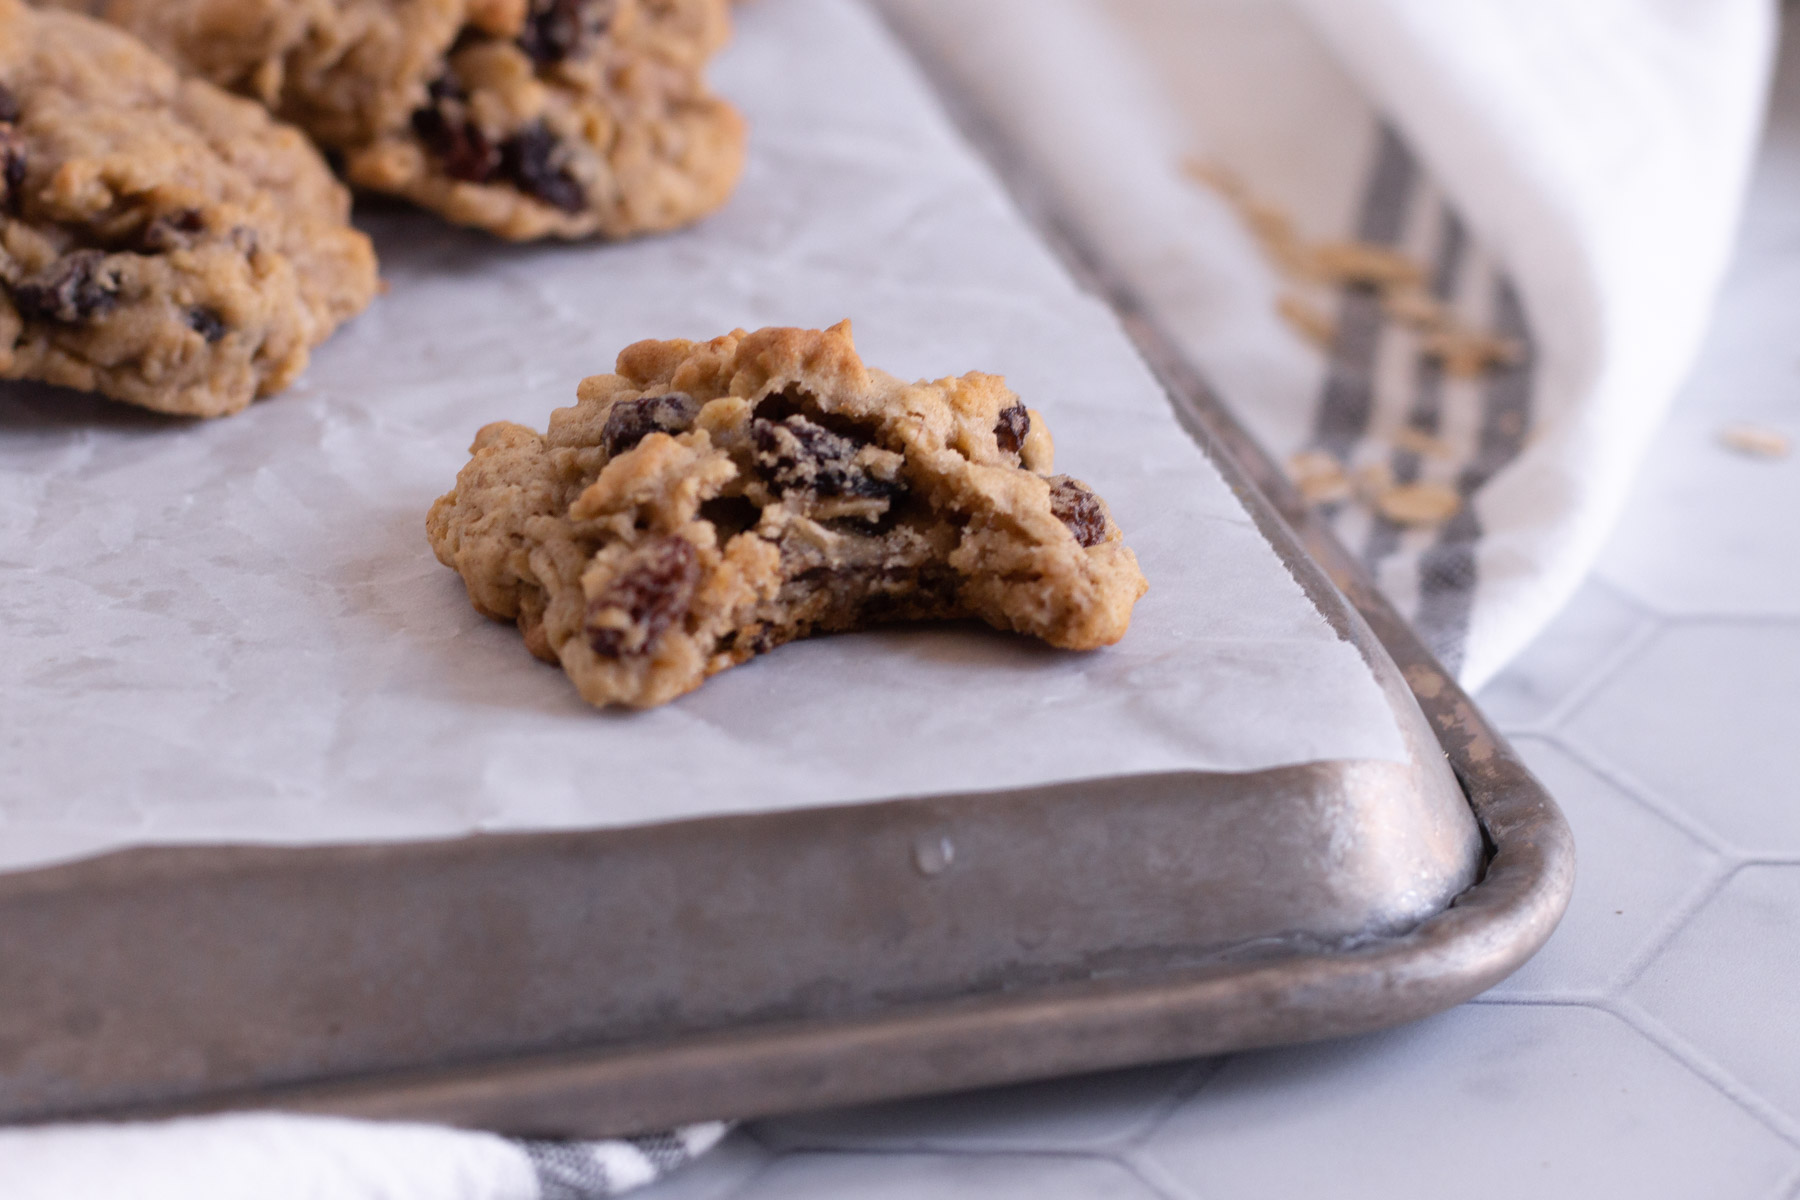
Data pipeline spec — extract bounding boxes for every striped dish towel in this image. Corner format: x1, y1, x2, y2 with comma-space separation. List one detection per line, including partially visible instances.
886, 0, 1776, 687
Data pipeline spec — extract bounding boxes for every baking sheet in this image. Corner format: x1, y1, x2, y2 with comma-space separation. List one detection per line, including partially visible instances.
0, 0, 1406, 875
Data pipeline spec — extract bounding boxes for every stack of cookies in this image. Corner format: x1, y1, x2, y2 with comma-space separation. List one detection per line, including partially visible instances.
0, 0, 743, 415
49, 0, 746, 241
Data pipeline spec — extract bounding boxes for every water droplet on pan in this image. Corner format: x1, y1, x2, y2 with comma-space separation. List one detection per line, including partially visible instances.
912, 833, 955, 876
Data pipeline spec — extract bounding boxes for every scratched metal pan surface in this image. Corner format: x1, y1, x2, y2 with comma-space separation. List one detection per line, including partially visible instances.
0, 38, 1573, 1140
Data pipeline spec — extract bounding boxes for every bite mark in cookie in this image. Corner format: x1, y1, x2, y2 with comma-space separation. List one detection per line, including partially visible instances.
427, 322, 1149, 708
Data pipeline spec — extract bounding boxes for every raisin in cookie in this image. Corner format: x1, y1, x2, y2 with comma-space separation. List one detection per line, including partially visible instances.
47, 0, 744, 242
428, 322, 1149, 709
0, 0, 378, 416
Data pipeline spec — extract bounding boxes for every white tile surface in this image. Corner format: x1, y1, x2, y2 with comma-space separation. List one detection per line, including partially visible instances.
1482, 738, 1721, 999
1561, 623, 1800, 856
1628, 866, 1800, 1134
728, 1152, 1161, 1200
1594, 405, 1800, 619
1135, 1006, 1797, 1200
1473, 582, 1654, 732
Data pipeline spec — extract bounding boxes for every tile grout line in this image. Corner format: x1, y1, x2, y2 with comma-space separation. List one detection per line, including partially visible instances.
1604, 996, 1800, 1153
1463, 982, 1800, 1153
1469, 992, 1800, 1155
1110, 1058, 1229, 1153
1600, 858, 1742, 996
1584, 574, 1664, 622
1510, 612, 1666, 737
1536, 731, 1738, 856
1120, 1142, 1211, 1200
1586, 568, 1683, 624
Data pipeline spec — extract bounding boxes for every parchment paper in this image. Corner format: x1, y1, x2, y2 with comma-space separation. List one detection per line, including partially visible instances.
0, 0, 1407, 875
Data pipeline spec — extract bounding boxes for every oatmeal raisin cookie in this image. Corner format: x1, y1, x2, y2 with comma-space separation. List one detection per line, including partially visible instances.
428, 322, 1149, 708
0, 0, 378, 416
47, 0, 744, 241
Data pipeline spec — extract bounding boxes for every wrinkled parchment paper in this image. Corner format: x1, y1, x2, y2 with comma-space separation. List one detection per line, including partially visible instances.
0, 0, 1406, 874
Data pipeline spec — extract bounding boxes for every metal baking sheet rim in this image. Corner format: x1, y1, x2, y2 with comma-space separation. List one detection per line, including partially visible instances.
0, 24, 1576, 1135
81, 776, 1564, 1138
0, 369, 1573, 1136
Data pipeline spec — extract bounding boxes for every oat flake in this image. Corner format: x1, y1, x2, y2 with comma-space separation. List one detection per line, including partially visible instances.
1377, 481, 1463, 526
1717, 423, 1790, 459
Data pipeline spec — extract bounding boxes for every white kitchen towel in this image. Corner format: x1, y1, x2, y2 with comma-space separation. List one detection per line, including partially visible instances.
885, 0, 1778, 687
0, 1113, 728, 1200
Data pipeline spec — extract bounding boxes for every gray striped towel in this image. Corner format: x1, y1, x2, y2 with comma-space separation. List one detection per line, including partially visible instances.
891, 0, 1772, 688
1305, 122, 1535, 676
